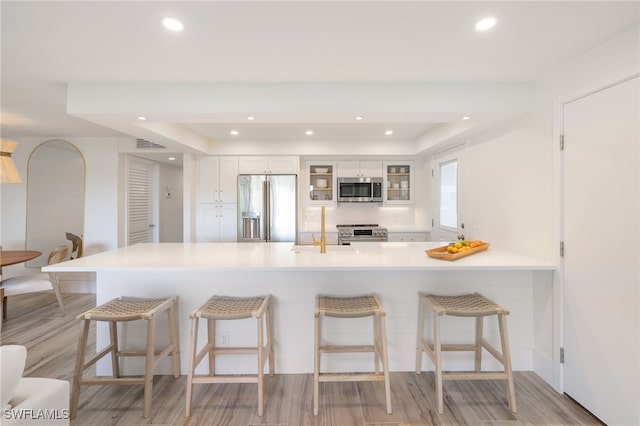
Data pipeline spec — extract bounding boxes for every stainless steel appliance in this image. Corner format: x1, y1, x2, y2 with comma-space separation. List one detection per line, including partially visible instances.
337, 177, 383, 203
337, 224, 388, 245
238, 174, 297, 242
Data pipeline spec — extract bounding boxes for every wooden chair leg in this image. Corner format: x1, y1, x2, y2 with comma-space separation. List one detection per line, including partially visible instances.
48, 272, 65, 315
2, 293, 7, 320
0, 288, 4, 332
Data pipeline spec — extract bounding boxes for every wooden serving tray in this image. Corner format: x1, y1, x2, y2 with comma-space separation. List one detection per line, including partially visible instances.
425, 243, 490, 261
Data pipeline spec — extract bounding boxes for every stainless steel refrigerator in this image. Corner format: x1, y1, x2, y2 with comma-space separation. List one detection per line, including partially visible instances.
238, 174, 297, 242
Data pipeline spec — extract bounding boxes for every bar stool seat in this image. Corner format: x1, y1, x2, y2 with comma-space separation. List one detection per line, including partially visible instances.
416, 292, 516, 414
314, 294, 392, 416
185, 295, 274, 417
70, 296, 180, 419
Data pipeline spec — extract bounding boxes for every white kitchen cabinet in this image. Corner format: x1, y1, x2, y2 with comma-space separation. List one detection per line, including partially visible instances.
337, 160, 382, 177
305, 161, 337, 205
238, 156, 299, 175
197, 204, 237, 242
198, 156, 239, 242
199, 156, 238, 203
387, 232, 428, 242
383, 161, 414, 205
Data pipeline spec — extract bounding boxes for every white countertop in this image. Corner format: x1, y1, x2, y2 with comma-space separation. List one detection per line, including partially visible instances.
44, 242, 555, 272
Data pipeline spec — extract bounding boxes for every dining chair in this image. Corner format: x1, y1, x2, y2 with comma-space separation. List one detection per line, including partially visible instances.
1, 245, 69, 319
65, 232, 83, 259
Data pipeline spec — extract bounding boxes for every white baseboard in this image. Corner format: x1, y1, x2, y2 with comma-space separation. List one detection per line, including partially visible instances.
58, 272, 96, 294
533, 347, 555, 388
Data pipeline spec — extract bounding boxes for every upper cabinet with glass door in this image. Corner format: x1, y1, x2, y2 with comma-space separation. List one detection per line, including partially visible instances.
305, 161, 337, 205
383, 161, 414, 204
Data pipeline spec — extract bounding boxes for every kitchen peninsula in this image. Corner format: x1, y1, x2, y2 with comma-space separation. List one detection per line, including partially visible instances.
45, 242, 555, 384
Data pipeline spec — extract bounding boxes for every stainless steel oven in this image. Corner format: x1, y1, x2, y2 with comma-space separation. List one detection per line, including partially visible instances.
337, 177, 383, 203
337, 224, 388, 245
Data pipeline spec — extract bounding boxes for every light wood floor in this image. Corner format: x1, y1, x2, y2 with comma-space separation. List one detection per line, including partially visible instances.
1, 292, 602, 426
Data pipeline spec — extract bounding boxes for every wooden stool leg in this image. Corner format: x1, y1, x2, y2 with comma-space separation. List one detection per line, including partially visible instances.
433, 313, 444, 414
267, 303, 274, 375
70, 319, 90, 419
168, 304, 181, 378
475, 316, 484, 372
373, 314, 380, 374
208, 318, 215, 374
143, 317, 156, 418
109, 321, 120, 377
498, 313, 517, 413
185, 316, 199, 417
415, 295, 425, 374
257, 314, 265, 416
313, 313, 321, 416
379, 313, 392, 415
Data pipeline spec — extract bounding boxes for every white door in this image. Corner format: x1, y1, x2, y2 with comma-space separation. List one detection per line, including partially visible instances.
563, 76, 639, 425
127, 158, 158, 245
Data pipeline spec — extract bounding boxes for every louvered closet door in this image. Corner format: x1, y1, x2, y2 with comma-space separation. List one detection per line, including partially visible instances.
127, 159, 155, 245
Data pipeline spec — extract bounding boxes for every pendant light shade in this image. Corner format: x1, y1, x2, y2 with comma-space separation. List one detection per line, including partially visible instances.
0, 139, 22, 183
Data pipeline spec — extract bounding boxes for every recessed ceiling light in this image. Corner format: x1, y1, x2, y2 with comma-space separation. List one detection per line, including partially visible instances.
475, 17, 496, 31
247, 116, 255, 120
355, 116, 363, 121
163, 17, 183, 32
230, 130, 239, 136
385, 130, 394, 135
462, 116, 471, 120
168, 157, 176, 161
305, 130, 314, 136
137, 116, 147, 121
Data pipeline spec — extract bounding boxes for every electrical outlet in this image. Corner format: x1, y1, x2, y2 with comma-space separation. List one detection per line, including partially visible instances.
217, 330, 230, 347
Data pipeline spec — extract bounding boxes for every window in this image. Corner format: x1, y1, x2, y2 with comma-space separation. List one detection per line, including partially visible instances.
432, 146, 465, 239
439, 160, 458, 228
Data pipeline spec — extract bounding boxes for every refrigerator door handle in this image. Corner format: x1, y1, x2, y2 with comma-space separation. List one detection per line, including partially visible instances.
264, 179, 271, 241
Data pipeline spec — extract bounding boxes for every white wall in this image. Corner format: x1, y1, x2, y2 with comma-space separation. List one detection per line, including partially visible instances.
428, 25, 639, 387
1, 137, 119, 288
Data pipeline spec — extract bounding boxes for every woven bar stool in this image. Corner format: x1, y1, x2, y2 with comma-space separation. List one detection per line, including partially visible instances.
185, 295, 274, 417
415, 292, 516, 414
314, 294, 392, 416
70, 296, 180, 419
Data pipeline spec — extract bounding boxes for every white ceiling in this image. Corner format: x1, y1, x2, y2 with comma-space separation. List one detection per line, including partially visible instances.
1, 1, 638, 153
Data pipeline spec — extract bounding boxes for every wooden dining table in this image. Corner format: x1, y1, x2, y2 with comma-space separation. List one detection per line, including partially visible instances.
1, 250, 43, 268
0, 250, 43, 322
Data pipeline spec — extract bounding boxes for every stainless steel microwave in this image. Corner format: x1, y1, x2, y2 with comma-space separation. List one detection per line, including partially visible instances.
337, 177, 383, 203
